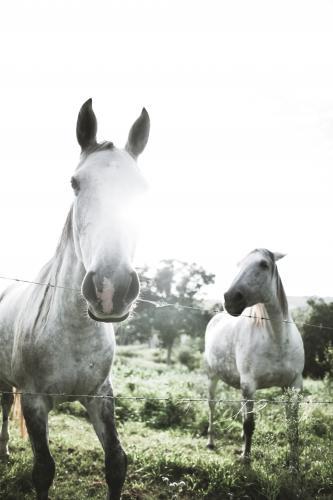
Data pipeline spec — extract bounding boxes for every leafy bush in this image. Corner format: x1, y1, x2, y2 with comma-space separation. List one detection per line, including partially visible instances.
55, 401, 88, 419
178, 348, 201, 371
297, 299, 333, 379
115, 396, 139, 422
140, 396, 196, 430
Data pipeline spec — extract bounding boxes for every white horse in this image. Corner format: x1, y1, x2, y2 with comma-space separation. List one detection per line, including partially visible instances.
0, 98, 150, 500
205, 249, 304, 463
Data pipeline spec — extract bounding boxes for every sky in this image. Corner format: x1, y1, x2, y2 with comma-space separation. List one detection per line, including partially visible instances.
0, 0, 332, 299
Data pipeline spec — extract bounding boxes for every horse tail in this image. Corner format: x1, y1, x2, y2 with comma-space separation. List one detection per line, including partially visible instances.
11, 389, 28, 439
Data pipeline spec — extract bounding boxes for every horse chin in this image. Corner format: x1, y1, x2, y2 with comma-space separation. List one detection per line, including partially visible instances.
224, 305, 245, 317
87, 308, 130, 323
228, 311, 242, 317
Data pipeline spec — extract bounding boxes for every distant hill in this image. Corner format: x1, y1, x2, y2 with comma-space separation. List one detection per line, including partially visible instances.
287, 296, 333, 310
203, 296, 333, 311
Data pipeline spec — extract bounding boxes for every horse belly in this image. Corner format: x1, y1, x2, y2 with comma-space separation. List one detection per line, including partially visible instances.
0, 285, 27, 384
216, 361, 240, 388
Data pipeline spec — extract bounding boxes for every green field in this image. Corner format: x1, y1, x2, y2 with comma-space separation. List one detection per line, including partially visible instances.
0, 345, 332, 499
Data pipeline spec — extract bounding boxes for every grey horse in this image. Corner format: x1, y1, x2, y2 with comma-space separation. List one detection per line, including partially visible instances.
205, 249, 304, 463
0, 98, 150, 499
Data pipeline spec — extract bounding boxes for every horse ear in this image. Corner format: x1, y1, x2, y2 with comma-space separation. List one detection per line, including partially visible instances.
76, 98, 97, 151
126, 108, 150, 158
273, 252, 286, 262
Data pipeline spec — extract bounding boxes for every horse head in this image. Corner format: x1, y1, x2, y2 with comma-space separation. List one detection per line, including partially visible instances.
224, 249, 286, 316
72, 99, 150, 322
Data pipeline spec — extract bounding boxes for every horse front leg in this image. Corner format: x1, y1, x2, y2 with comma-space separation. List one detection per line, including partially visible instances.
0, 385, 14, 459
21, 394, 55, 500
240, 382, 255, 463
82, 383, 127, 500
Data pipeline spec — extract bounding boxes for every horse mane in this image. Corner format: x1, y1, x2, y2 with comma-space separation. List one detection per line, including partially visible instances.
249, 252, 289, 326
29, 206, 74, 331
54, 205, 74, 262
249, 303, 268, 326
275, 265, 289, 319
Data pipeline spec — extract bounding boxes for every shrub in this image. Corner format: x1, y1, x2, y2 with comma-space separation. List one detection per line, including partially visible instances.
178, 348, 200, 371
140, 396, 196, 430
296, 299, 333, 379
115, 395, 139, 423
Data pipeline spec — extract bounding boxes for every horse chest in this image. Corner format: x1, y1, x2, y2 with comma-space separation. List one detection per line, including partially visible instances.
57, 340, 114, 385
237, 330, 302, 389
249, 349, 298, 388
17, 323, 115, 394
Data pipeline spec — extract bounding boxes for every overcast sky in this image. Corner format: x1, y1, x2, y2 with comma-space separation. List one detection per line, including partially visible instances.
0, 0, 332, 299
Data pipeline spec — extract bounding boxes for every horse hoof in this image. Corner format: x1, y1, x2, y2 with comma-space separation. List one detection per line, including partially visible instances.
206, 443, 215, 450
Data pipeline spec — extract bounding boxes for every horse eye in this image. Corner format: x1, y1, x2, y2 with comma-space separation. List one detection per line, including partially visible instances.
71, 177, 80, 194
259, 260, 269, 270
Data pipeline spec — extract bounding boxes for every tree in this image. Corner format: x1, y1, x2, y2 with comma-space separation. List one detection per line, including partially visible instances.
120, 260, 216, 360
297, 298, 333, 379
117, 265, 156, 345
146, 260, 215, 363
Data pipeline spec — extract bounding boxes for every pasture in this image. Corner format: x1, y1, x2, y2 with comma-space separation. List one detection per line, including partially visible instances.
1, 344, 332, 499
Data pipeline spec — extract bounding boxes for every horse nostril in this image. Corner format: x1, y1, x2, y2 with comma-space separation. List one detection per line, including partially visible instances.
224, 290, 244, 305
82, 271, 97, 303
126, 271, 140, 303
234, 291, 244, 303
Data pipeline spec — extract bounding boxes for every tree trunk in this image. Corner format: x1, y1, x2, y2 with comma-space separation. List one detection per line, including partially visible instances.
166, 343, 173, 365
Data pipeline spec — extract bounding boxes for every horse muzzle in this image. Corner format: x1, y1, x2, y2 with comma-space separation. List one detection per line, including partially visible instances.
82, 269, 139, 323
224, 289, 247, 317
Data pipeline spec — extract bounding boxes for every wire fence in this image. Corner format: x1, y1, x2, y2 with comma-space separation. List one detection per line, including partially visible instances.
0, 273, 332, 405
0, 390, 332, 405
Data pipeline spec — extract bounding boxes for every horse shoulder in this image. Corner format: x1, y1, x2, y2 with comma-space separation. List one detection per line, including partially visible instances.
205, 313, 240, 386
205, 313, 236, 353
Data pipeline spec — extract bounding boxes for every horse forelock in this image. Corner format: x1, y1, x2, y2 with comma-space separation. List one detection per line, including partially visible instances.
251, 248, 275, 263
80, 141, 114, 159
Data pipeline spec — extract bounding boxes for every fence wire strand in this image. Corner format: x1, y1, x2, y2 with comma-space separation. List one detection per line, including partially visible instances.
0, 273, 333, 331
0, 390, 332, 405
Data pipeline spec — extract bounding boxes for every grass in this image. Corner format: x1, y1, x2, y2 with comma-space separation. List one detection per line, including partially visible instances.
0, 344, 332, 499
